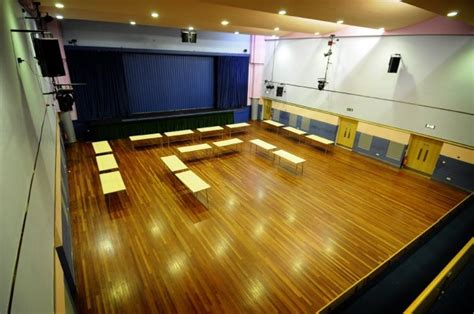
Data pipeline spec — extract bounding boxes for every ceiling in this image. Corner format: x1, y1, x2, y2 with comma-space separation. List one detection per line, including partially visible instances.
37, 0, 472, 36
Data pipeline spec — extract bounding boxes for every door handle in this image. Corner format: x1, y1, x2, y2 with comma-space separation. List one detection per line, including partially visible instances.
423, 149, 429, 162
417, 148, 423, 160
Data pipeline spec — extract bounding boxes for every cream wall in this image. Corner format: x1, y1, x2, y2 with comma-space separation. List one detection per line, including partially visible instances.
441, 144, 474, 164
271, 101, 339, 125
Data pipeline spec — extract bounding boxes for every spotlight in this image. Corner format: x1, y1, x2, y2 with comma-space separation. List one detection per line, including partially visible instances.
56, 88, 75, 112
42, 13, 54, 23
324, 51, 332, 57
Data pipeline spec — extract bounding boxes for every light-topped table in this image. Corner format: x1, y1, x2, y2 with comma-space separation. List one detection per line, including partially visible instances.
160, 155, 188, 173
175, 170, 211, 206
177, 143, 213, 160
225, 122, 250, 136
249, 139, 277, 153
305, 134, 334, 153
96, 154, 118, 172
213, 138, 244, 156
164, 129, 195, 146
92, 141, 112, 155
263, 120, 285, 133
196, 126, 224, 140
99, 171, 126, 195
273, 149, 306, 175
129, 133, 163, 149
282, 126, 307, 143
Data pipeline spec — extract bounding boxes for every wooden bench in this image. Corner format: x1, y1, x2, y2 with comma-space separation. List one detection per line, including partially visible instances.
160, 155, 188, 173
263, 119, 285, 133
175, 170, 210, 207
129, 133, 163, 149
212, 138, 244, 156
273, 149, 306, 175
164, 129, 195, 146
249, 139, 277, 160
225, 122, 250, 136
196, 126, 224, 140
99, 171, 126, 205
282, 126, 307, 143
92, 141, 112, 155
177, 143, 213, 160
305, 134, 334, 153
96, 154, 118, 172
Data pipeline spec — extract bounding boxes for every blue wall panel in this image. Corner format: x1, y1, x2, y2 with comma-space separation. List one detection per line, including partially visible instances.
432, 156, 474, 191
308, 119, 338, 141
233, 106, 251, 123
123, 53, 215, 113
353, 132, 405, 168
279, 111, 290, 125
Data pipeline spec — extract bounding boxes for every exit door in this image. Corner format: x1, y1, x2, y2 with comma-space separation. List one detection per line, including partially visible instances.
405, 135, 443, 175
336, 118, 358, 149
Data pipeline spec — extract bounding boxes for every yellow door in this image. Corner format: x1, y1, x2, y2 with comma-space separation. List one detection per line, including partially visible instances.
336, 118, 358, 149
405, 135, 443, 175
263, 99, 272, 120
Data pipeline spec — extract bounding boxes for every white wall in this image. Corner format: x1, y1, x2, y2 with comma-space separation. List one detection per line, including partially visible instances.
61, 19, 251, 54
263, 35, 474, 146
0, 0, 57, 312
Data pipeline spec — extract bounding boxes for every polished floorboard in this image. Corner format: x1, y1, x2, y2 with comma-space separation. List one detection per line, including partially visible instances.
66, 122, 467, 313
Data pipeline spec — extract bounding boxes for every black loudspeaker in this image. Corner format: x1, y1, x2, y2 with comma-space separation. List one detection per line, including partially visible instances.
33, 38, 65, 77
181, 30, 197, 43
388, 54, 401, 73
276, 86, 284, 97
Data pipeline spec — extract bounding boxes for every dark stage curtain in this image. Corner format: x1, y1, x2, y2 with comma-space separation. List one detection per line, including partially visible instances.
65, 49, 130, 121
216, 56, 249, 109
122, 53, 215, 113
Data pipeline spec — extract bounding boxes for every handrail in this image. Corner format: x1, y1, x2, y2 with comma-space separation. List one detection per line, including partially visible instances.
317, 193, 473, 314
404, 238, 473, 314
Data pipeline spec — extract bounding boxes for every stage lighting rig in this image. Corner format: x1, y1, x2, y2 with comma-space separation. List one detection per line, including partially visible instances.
317, 34, 339, 91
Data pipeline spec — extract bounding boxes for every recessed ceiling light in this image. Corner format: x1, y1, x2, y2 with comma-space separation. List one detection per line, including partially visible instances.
336, 20, 344, 24
378, 27, 385, 32
56, 15, 64, 19
55, 3, 64, 9
314, 32, 320, 35
188, 26, 194, 31
221, 20, 229, 26
234, 31, 239, 35
130, 21, 136, 25
274, 27, 280, 31
447, 11, 458, 17
278, 9, 287, 15
151, 12, 159, 18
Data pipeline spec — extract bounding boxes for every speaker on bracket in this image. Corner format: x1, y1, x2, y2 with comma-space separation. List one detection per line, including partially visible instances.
33, 37, 65, 77
181, 30, 197, 43
388, 54, 401, 73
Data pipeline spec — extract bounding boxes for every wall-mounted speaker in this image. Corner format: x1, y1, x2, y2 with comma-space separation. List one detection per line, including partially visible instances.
388, 54, 401, 73
181, 30, 197, 43
276, 86, 284, 97
33, 38, 65, 77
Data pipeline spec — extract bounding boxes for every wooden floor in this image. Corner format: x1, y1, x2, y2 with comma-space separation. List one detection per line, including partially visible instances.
67, 122, 467, 313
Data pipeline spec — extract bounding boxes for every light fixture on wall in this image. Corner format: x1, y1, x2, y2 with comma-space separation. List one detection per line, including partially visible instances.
425, 123, 436, 129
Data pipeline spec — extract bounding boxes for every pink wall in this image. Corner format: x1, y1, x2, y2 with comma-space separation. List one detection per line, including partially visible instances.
248, 35, 266, 101
48, 20, 78, 120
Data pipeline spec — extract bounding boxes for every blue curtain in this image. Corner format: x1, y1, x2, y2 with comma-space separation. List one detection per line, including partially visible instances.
122, 53, 215, 113
216, 56, 249, 109
65, 49, 130, 121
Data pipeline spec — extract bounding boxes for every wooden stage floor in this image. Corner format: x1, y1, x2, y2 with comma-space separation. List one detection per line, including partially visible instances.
66, 122, 467, 313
